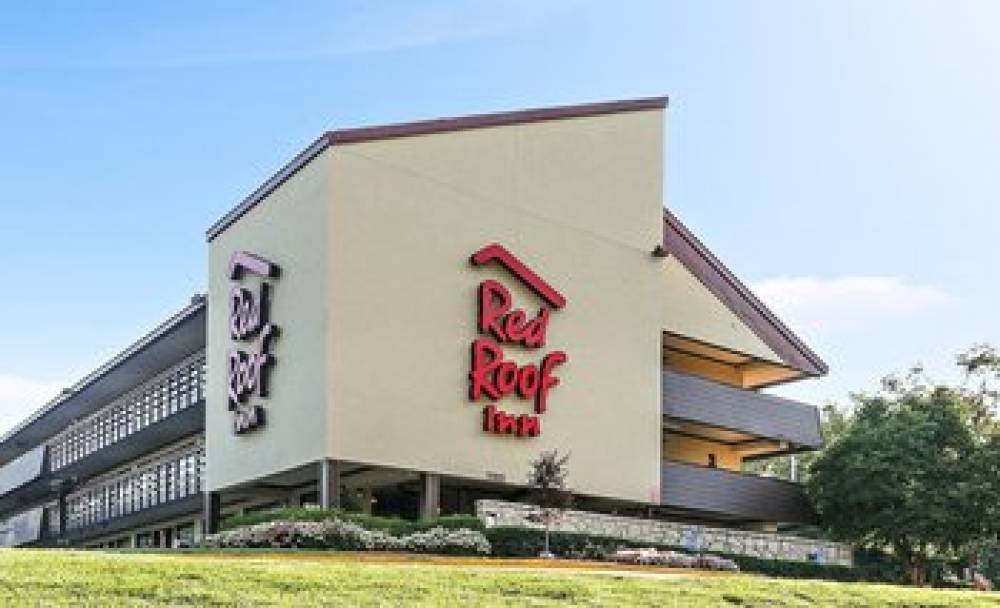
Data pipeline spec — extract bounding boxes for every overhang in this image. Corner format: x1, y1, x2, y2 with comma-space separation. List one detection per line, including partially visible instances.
0, 298, 207, 467
662, 370, 823, 452
662, 210, 828, 378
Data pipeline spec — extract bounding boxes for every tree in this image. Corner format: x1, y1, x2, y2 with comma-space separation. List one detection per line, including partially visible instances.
525, 450, 572, 558
957, 344, 1000, 437
743, 403, 850, 482
807, 376, 999, 585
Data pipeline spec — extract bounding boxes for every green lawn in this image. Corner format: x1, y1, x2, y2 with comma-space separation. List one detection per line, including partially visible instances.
0, 550, 997, 607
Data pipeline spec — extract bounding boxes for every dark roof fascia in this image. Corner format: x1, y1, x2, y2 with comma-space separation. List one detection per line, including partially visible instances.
205, 96, 668, 242
662, 209, 829, 377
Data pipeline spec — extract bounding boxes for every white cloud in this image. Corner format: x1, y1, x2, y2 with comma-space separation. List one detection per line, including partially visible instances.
751, 276, 957, 334
0, 374, 64, 436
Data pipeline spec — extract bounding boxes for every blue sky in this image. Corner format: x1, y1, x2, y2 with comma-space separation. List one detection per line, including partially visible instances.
1, 1, 998, 430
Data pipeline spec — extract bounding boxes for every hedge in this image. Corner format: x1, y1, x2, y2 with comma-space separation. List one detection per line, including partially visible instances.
977, 542, 1000, 587
220, 508, 970, 586
205, 519, 490, 555
221, 507, 484, 537
484, 527, 878, 583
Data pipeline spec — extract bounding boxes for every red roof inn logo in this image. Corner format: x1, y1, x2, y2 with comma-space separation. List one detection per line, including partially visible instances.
469, 244, 567, 438
228, 251, 280, 435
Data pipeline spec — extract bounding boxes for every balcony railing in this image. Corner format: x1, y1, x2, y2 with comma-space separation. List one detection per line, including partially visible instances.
64, 440, 204, 533
661, 459, 817, 524
48, 352, 205, 473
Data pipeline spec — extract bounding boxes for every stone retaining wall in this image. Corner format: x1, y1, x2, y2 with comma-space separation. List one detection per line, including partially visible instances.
475, 499, 852, 566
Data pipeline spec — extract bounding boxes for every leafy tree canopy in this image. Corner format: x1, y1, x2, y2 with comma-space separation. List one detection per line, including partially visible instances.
806, 347, 1000, 585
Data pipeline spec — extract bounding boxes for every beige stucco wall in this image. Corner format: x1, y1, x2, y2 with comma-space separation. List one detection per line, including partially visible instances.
204, 104, 796, 503
326, 110, 666, 503
661, 257, 782, 364
205, 149, 333, 491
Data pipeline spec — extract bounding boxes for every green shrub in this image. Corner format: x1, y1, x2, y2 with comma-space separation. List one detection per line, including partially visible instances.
730, 554, 861, 582
485, 526, 871, 583
219, 509, 965, 587
485, 527, 621, 560
972, 541, 1000, 588
850, 549, 962, 587
223, 508, 331, 529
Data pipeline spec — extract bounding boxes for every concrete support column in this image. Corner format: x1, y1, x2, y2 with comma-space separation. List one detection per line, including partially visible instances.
419, 473, 441, 520
56, 489, 68, 537
319, 459, 341, 510
204, 491, 222, 535
360, 487, 373, 515
193, 517, 204, 544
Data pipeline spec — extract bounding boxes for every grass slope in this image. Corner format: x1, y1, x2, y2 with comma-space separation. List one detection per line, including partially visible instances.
0, 550, 997, 607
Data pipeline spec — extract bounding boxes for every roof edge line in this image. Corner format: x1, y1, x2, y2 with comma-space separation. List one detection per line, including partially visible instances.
206, 135, 330, 242
662, 209, 829, 377
326, 96, 668, 146
205, 96, 667, 242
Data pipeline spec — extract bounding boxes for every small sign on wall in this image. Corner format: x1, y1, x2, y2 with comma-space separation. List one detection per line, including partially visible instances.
227, 251, 280, 435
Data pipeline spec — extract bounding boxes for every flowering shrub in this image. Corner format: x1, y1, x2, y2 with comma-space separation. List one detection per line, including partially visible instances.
221, 507, 483, 536
609, 548, 740, 571
400, 527, 491, 556
202, 519, 490, 555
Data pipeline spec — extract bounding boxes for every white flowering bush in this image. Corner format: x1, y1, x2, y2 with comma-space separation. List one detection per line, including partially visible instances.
401, 527, 492, 556
608, 548, 739, 571
202, 519, 490, 555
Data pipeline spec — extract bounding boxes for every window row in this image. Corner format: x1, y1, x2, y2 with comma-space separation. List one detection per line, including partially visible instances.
63, 443, 204, 532
48, 352, 205, 471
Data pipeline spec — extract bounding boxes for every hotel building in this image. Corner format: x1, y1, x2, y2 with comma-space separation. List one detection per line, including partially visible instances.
0, 97, 831, 550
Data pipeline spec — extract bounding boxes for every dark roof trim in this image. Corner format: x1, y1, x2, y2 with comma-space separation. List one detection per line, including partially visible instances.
0, 296, 207, 449
205, 135, 329, 244
662, 209, 828, 377
206, 96, 668, 241
324, 96, 668, 146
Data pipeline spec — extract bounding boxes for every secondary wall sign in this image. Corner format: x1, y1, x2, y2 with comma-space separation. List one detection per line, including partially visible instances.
469, 244, 567, 438
228, 251, 280, 435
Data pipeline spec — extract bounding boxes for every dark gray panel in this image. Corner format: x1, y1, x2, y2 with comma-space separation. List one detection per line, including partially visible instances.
0, 403, 205, 519
0, 506, 43, 547
59, 494, 202, 545
51, 403, 205, 485
0, 302, 206, 467
663, 371, 822, 448
661, 460, 817, 524
0, 445, 46, 497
